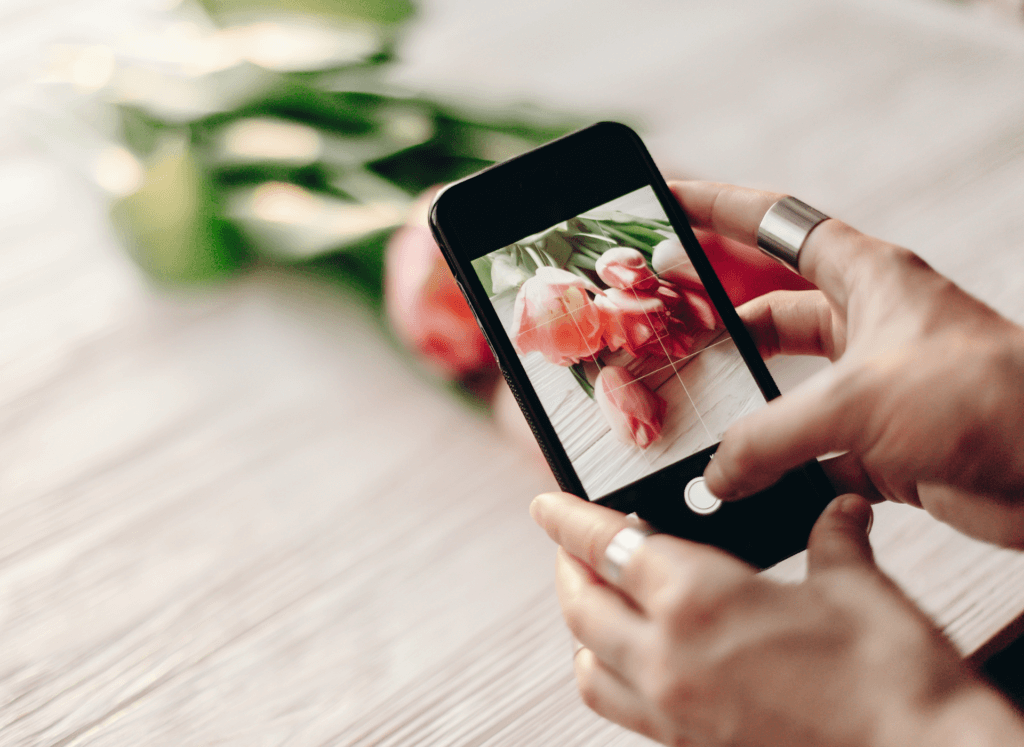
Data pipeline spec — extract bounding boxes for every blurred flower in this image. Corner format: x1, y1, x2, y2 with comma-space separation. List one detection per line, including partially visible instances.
594, 366, 666, 449
385, 191, 494, 380
512, 267, 604, 366
693, 229, 815, 305
653, 234, 814, 305
595, 246, 658, 291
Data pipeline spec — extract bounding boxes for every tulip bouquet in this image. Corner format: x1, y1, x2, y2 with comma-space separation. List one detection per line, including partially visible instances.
54, 0, 580, 304
474, 208, 724, 450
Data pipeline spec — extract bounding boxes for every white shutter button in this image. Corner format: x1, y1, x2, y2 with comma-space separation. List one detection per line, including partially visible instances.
684, 477, 722, 515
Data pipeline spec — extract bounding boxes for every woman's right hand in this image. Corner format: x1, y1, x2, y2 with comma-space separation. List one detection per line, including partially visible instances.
671, 181, 1024, 548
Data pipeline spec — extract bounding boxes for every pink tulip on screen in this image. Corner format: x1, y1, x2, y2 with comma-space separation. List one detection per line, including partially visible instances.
596, 278, 722, 360
594, 288, 667, 357
595, 246, 658, 291
651, 237, 703, 290
385, 192, 494, 380
512, 267, 604, 366
654, 280, 720, 331
595, 365, 666, 449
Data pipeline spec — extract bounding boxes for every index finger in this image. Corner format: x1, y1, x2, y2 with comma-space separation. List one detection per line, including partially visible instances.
530, 492, 646, 573
530, 492, 736, 608
669, 180, 869, 307
669, 180, 781, 247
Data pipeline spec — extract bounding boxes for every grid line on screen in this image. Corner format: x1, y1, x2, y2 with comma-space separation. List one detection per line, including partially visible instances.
562, 299, 661, 485
624, 282, 715, 445
481, 183, 768, 501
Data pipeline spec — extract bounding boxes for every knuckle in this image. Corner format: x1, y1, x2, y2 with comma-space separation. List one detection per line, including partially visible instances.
650, 563, 719, 633
647, 666, 702, 718
574, 658, 603, 713
582, 521, 613, 570
561, 601, 589, 642
719, 423, 757, 475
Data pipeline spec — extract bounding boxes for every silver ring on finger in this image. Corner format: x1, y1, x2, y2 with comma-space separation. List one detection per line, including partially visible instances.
757, 196, 830, 271
602, 526, 655, 585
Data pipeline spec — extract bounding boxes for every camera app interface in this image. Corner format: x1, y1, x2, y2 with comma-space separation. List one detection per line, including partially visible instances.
473, 185, 766, 500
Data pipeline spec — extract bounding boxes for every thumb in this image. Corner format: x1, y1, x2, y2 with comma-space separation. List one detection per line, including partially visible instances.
807, 494, 875, 574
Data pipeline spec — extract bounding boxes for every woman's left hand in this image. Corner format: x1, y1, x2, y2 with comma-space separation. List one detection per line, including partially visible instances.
530, 491, 1024, 747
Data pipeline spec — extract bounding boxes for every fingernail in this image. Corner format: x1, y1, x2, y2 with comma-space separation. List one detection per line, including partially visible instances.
530, 493, 559, 524
703, 477, 737, 501
838, 495, 872, 532
839, 495, 860, 515
702, 464, 738, 500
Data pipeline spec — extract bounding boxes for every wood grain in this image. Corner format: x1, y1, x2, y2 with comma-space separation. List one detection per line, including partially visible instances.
2, 0, 1024, 744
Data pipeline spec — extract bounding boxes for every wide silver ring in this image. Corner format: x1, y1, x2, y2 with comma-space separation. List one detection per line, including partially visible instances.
756, 196, 830, 271
602, 526, 654, 584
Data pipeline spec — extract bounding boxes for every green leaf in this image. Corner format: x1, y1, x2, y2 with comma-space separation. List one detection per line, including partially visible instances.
472, 254, 493, 296
573, 232, 617, 245
569, 363, 595, 399
566, 253, 597, 271
199, 0, 415, 26
565, 234, 610, 259
614, 222, 673, 246
111, 137, 247, 283
539, 231, 575, 268
514, 245, 538, 273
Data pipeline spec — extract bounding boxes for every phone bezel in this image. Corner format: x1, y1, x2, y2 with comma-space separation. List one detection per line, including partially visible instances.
429, 122, 822, 515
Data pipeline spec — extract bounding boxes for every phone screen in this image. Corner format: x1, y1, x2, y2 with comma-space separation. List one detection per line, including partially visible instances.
471, 185, 766, 501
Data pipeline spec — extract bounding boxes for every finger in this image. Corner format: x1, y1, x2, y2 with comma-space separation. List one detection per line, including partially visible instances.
703, 365, 863, 499
695, 228, 815, 307
918, 482, 1024, 550
531, 492, 714, 608
556, 548, 646, 680
818, 452, 885, 504
670, 180, 874, 308
531, 492, 639, 571
670, 181, 782, 247
574, 648, 687, 745
736, 290, 839, 360
806, 494, 875, 573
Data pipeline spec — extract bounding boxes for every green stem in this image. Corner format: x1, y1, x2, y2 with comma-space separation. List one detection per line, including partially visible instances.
569, 362, 595, 399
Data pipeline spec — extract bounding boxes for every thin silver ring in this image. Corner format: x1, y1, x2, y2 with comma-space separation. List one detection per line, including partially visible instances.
602, 526, 654, 584
756, 196, 830, 271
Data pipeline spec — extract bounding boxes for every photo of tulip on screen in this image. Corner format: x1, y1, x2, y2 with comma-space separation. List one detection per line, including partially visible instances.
473, 186, 766, 499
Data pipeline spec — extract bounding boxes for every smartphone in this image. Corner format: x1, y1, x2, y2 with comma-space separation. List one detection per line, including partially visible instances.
429, 122, 834, 568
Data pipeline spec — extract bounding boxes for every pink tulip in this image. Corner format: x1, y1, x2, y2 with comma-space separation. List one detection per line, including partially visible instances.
597, 278, 723, 360
596, 246, 658, 291
654, 280, 720, 331
512, 267, 604, 366
594, 287, 668, 357
651, 238, 703, 290
595, 365, 666, 449
385, 191, 494, 380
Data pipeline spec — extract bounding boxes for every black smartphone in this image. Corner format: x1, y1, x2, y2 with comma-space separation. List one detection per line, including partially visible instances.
429, 122, 834, 568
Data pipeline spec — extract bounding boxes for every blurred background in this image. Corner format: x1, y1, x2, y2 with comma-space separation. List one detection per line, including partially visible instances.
2, 0, 1024, 744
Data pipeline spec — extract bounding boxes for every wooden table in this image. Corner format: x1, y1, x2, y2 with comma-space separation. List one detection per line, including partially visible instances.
2, 0, 1024, 743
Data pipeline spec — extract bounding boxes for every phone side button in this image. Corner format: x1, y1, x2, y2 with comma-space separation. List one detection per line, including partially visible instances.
684, 477, 722, 516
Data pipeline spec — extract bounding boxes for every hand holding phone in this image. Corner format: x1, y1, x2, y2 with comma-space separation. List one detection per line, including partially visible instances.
430, 122, 834, 568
